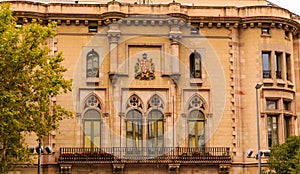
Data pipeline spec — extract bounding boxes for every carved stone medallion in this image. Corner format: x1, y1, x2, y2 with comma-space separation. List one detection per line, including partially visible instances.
134, 53, 155, 80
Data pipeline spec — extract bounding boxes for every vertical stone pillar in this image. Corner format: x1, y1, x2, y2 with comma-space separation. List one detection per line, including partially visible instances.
107, 22, 121, 147
168, 19, 183, 84
107, 23, 121, 75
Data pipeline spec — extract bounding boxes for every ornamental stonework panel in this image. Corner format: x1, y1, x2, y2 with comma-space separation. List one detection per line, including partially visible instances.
134, 53, 155, 80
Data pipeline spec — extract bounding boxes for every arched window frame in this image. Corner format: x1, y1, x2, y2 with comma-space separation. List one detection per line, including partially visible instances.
188, 110, 205, 148
82, 93, 103, 148
146, 94, 165, 148
186, 94, 207, 148
147, 109, 164, 148
83, 109, 102, 148
190, 50, 202, 78
125, 94, 144, 148
126, 109, 143, 148
86, 49, 99, 77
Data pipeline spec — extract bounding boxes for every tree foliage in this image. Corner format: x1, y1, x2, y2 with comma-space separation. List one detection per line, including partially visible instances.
265, 136, 300, 174
0, 3, 72, 173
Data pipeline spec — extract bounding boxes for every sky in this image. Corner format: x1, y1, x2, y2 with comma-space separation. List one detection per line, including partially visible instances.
268, 0, 300, 15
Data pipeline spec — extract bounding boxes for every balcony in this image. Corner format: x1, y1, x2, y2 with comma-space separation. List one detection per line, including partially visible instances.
58, 147, 231, 165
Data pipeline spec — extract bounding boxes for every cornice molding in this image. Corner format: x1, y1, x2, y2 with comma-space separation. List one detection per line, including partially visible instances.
8, 1, 300, 34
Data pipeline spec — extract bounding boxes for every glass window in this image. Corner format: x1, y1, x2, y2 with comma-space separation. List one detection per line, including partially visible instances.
266, 100, 278, 110
267, 115, 278, 147
83, 109, 101, 148
286, 53, 291, 81
88, 26, 98, 33
262, 52, 271, 78
284, 116, 291, 140
147, 110, 164, 148
86, 49, 99, 77
275, 52, 282, 79
188, 110, 205, 148
285, 31, 290, 39
261, 28, 270, 35
126, 109, 143, 148
190, 51, 202, 78
283, 100, 291, 111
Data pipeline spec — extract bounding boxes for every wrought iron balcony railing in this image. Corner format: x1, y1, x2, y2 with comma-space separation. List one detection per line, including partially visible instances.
58, 147, 231, 164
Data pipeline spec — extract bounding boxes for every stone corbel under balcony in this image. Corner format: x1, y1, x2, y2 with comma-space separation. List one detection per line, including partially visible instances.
169, 73, 181, 84
168, 164, 180, 173
109, 73, 128, 87
60, 164, 72, 174
112, 164, 124, 174
219, 164, 231, 174
109, 73, 119, 87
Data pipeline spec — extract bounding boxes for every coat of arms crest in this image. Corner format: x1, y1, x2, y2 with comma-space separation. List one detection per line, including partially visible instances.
134, 53, 155, 80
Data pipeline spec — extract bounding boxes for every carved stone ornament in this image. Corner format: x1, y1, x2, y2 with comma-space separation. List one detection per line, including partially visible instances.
134, 53, 155, 80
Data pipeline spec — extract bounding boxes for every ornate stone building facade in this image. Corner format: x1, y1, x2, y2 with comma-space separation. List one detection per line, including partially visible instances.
6, 0, 300, 173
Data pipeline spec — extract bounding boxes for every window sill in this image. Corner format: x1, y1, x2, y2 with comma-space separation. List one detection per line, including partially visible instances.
190, 78, 203, 84
263, 78, 273, 85
276, 79, 285, 86
261, 34, 271, 38
86, 77, 99, 84
287, 80, 294, 87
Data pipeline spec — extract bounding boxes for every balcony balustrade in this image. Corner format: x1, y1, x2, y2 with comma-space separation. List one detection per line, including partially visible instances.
58, 147, 231, 165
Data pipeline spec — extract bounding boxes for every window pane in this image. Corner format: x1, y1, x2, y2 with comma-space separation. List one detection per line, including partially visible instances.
283, 100, 291, 111
157, 121, 163, 136
275, 52, 282, 79
262, 52, 270, 70
190, 51, 202, 78
86, 50, 99, 77
84, 121, 92, 147
266, 100, 277, 110
188, 110, 205, 148
267, 116, 278, 147
286, 54, 291, 81
262, 52, 271, 78
284, 116, 291, 139
93, 121, 101, 148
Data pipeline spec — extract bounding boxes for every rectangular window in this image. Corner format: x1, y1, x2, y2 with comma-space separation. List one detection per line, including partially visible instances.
88, 26, 98, 33
261, 28, 270, 35
284, 116, 291, 139
275, 52, 282, 79
285, 31, 290, 39
266, 99, 278, 110
283, 100, 291, 111
262, 52, 271, 78
190, 27, 199, 34
267, 115, 278, 147
286, 53, 291, 81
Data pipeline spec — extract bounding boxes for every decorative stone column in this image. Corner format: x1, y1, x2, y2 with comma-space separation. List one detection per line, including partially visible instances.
168, 18, 183, 84
108, 22, 121, 86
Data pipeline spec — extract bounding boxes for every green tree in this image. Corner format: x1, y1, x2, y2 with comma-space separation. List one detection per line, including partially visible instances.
0, 3, 72, 173
265, 136, 300, 174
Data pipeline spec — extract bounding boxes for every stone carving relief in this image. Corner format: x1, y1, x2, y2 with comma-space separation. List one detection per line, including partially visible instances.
134, 53, 155, 80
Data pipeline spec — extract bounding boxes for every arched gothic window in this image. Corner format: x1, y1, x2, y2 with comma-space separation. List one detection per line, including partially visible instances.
188, 110, 205, 148
190, 50, 202, 78
83, 109, 102, 148
126, 109, 143, 148
83, 94, 102, 148
86, 49, 99, 77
